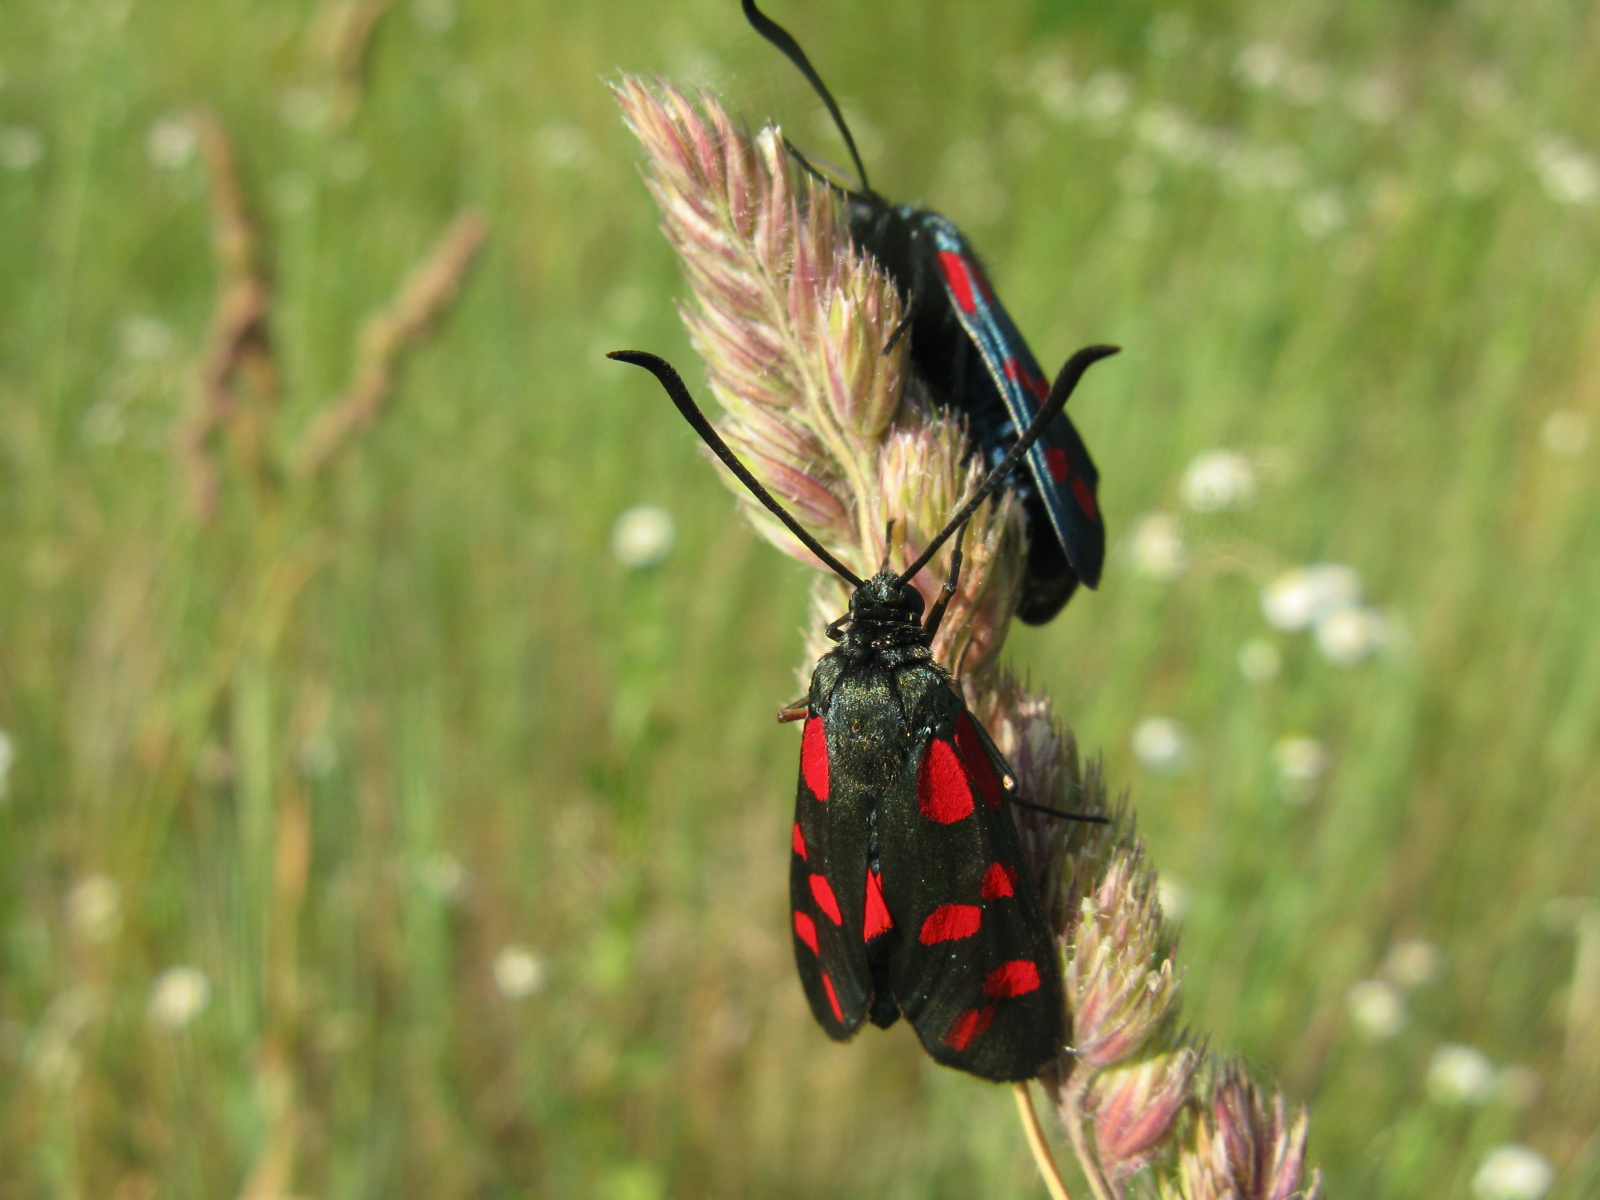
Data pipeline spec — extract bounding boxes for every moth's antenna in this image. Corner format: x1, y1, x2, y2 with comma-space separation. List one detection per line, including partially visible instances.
743, 0, 871, 194
898, 345, 1120, 586
609, 351, 866, 589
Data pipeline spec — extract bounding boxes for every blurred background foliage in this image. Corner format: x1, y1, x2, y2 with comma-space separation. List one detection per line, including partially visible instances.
1, 0, 1598, 1196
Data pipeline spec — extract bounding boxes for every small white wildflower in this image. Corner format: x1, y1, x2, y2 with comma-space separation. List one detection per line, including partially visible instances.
1133, 716, 1190, 775
0, 125, 43, 171
1274, 735, 1329, 785
1237, 638, 1282, 682
1130, 513, 1187, 579
1261, 563, 1362, 631
612, 505, 675, 569
1079, 72, 1131, 126
1030, 55, 1078, 121
1282, 62, 1330, 106
0, 728, 13, 799
1428, 1043, 1498, 1105
1347, 978, 1407, 1039
1497, 1065, 1541, 1109
419, 852, 466, 901
535, 122, 593, 170
1297, 190, 1348, 239
1315, 604, 1387, 664
148, 966, 210, 1029
493, 945, 547, 999
118, 315, 175, 361
1180, 450, 1257, 512
67, 875, 122, 942
1533, 139, 1600, 206
412, 0, 456, 32
145, 114, 196, 169
1346, 77, 1400, 124
277, 86, 328, 134
1472, 1146, 1554, 1200
1383, 938, 1444, 988
1541, 410, 1590, 458
1155, 874, 1189, 921
1234, 43, 1288, 90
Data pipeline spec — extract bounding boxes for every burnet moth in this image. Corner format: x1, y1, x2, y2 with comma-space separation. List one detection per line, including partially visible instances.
609, 344, 1117, 1081
743, 0, 1106, 626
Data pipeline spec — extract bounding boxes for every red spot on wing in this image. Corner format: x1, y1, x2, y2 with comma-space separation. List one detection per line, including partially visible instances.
794, 911, 819, 955
1027, 371, 1049, 402
1044, 446, 1071, 484
863, 868, 893, 941
953, 713, 1004, 810
981, 861, 1017, 899
920, 903, 982, 944
792, 822, 807, 859
1071, 476, 1099, 520
917, 738, 974, 823
937, 251, 977, 313
945, 1004, 996, 1050
1003, 356, 1022, 382
801, 716, 829, 801
984, 959, 1042, 998
821, 971, 844, 1022
809, 873, 843, 925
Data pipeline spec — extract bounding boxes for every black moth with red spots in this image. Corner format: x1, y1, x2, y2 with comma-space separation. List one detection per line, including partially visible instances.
744, 0, 1107, 627
608, 345, 1117, 1082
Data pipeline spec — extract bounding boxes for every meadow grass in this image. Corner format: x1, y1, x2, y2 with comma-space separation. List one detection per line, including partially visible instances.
1, 0, 1598, 1196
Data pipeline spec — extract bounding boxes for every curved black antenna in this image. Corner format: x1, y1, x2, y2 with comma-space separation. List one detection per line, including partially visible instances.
609, 351, 866, 589
743, 0, 871, 194
898, 345, 1120, 586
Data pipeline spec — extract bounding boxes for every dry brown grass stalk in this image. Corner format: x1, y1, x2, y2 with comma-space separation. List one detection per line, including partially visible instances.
293, 210, 488, 479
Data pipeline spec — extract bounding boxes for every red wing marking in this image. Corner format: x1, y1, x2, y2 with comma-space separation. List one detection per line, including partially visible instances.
1071, 476, 1099, 520
809, 873, 843, 925
792, 822, 807, 860
821, 971, 844, 1022
919, 903, 982, 944
981, 861, 1017, 899
983, 960, 1042, 998
937, 250, 977, 313
801, 716, 830, 801
917, 738, 975, 824
945, 1004, 996, 1050
794, 911, 819, 955
1044, 446, 1071, 484
863, 868, 893, 941
953, 714, 1004, 810
1027, 370, 1049, 402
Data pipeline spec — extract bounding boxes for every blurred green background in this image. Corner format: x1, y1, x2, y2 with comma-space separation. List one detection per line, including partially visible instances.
2, 0, 1598, 1195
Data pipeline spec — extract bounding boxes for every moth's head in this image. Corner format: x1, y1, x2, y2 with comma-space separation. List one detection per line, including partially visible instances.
849, 571, 926, 627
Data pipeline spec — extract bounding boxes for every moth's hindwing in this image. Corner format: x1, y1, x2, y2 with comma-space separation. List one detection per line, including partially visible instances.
789, 696, 879, 1040
875, 670, 1066, 1081
926, 215, 1105, 588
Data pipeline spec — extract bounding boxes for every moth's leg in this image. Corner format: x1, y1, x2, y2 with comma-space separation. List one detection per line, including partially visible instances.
883, 227, 927, 354
922, 522, 968, 640
825, 613, 851, 641
776, 698, 811, 723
